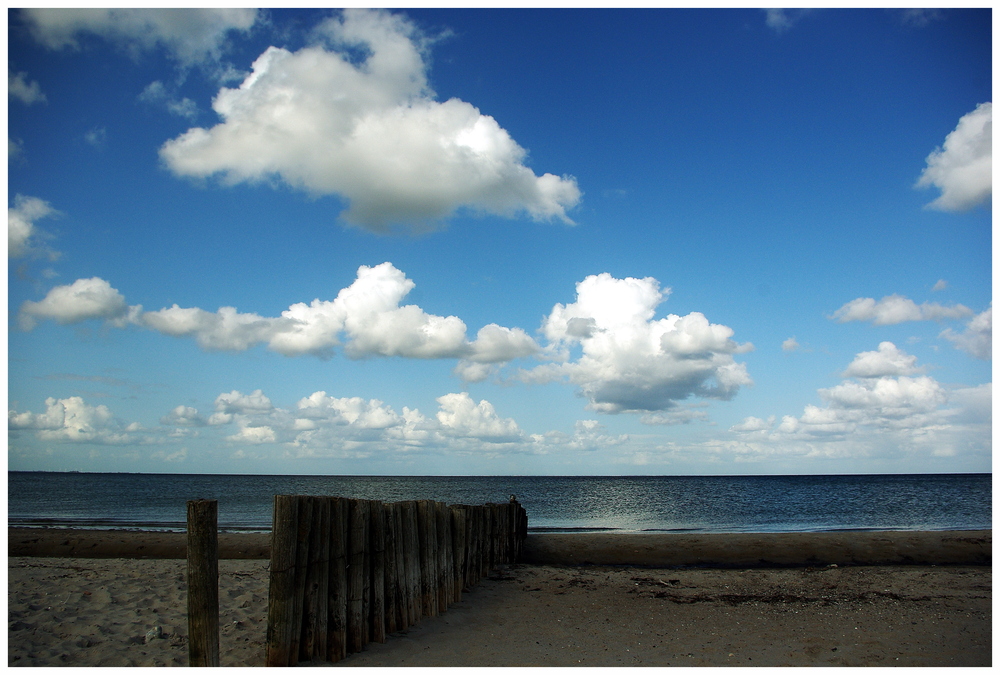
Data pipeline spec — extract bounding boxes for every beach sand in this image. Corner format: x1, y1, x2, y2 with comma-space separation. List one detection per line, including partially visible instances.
7, 529, 992, 667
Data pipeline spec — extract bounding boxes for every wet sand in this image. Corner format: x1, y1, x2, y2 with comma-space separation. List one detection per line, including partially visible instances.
7, 529, 992, 667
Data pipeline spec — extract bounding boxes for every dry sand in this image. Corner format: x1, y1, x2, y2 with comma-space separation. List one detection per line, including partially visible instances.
7, 529, 992, 667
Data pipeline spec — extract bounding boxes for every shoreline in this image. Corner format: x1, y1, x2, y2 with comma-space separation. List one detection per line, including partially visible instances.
8, 527, 990, 566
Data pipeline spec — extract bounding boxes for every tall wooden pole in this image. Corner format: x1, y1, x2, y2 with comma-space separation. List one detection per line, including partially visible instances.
346, 499, 365, 654
402, 501, 421, 625
382, 502, 399, 635
187, 499, 219, 667
369, 500, 386, 644
266, 495, 298, 666
326, 497, 347, 663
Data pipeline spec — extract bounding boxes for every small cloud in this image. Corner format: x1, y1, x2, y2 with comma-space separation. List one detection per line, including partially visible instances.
842, 341, 923, 378
9, 137, 24, 159
139, 80, 199, 119
899, 8, 943, 27
18, 277, 138, 330
940, 304, 991, 360
9, 194, 60, 260
763, 9, 793, 32
931, 279, 948, 292
781, 337, 800, 352
9, 71, 47, 105
916, 102, 991, 212
763, 9, 811, 33
831, 294, 973, 325
20, 8, 261, 69
84, 126, 107, 148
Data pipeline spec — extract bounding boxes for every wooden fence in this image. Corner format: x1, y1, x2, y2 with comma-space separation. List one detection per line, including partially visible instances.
264, 495, 528, 666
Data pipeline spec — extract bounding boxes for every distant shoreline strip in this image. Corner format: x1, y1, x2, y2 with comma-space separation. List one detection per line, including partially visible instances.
8, 527, 990, 567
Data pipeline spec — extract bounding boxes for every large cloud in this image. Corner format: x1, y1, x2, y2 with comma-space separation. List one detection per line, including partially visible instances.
8, 396, 132, 444
830, 294, 972, 325
941, 304, 992, 360
521, 272, 753, 413
159, 9, 581, 231
21, 263, 539, 365
8, 194, 58, 259
145, 262, 539, 361
19, 8, 259, 68
916, 102, 992, 211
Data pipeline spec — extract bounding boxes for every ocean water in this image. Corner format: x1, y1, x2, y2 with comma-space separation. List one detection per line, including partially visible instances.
7, 472, 991, 534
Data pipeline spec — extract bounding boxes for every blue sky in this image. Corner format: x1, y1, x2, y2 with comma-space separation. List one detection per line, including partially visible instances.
8, 8, 992, 476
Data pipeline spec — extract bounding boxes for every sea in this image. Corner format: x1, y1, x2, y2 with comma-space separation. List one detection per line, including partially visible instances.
7, 472, 991, 535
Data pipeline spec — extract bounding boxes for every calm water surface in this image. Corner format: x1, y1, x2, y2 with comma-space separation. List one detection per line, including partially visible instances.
7, 472, 991, 534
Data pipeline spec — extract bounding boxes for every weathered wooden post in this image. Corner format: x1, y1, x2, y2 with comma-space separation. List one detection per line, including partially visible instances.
187, 499, 219, 667
391, 502, 407, 631
416, 500, 438, 617
483, 505, 494, 577
327, 497, 347, 663
435, 501, 450, 610
316, 498, 331, 660
287, 496, 313, 665
266, 495, 298, 667
370, 500, 387, 644
301, 496, 330, 661
383, 502, 399, 635
451, 506, 466, 601
347, 499, 366, 654
402, 501, 421, 625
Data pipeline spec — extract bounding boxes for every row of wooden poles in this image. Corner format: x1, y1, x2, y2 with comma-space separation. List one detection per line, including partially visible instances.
265, 495, 528, 667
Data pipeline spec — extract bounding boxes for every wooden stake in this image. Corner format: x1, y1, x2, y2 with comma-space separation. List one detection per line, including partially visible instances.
326, 498, 347, 663
266, 495, 298, 667
186, 499, 219, 668
288, 496, 313, 666
434, 502, 448, 610
402, 501, 421, 625
346, 499, 365, 654
450, 506, 466, 602
391, 503, 407, 632
416, 500, 437, 617
301, 497, 324, 661
382, 503, 398, 635
369, 500, 386, 644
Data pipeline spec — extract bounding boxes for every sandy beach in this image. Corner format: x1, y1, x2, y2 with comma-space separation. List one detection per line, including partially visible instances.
8, 529, 992, 667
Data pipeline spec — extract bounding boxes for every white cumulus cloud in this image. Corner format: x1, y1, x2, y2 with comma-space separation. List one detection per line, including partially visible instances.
522, 272, 752, 413
916, 102, 992, 211
831, 294, 972, 325
842, 341, 923, 378
941, 304, 991, 360
158, 9, 580, 232
8, 396, 132, 444
18, 277, 137, 330
729, 346, 989, 460
20, 8, 260, 68
160, 405, 206, 427
435, 392, 522, 443
9, 194, 59, 259
141, 262, 538, 363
